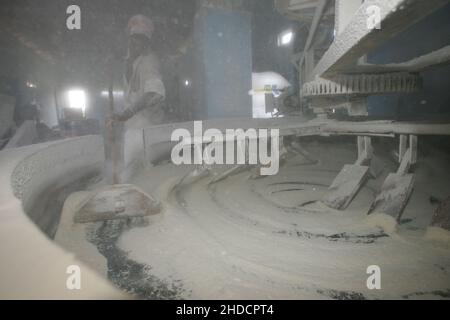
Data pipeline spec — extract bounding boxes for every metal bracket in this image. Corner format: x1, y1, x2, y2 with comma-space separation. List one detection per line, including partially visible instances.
322, 136, 371, 209
368, 134, 418, 221
397, 134, 417, 175
356, 136, 372, 165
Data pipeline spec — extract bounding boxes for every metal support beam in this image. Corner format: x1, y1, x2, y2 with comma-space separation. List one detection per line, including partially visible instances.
351, 45, 450, 74
304, 48, 316, 82
334, 0, 363, 36
141, 118, 450, 154
356, 136, 372, 165
399, 134, 407, 163
313, 0, 450, 78
322, 121, 450, 136
293, 0, 329, 72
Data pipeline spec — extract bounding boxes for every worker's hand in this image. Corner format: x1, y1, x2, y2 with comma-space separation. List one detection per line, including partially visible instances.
106, 114, 122, 128
106, 117, 115, 129
106, 109, 134, 128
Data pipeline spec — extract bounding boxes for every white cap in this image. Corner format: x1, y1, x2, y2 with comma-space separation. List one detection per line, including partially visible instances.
127, 15, 154, 40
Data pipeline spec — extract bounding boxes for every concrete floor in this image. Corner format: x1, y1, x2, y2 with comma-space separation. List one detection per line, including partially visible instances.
56, 139, 450, 299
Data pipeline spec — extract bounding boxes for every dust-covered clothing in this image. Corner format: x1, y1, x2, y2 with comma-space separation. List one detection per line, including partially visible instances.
124, 51, 166, 129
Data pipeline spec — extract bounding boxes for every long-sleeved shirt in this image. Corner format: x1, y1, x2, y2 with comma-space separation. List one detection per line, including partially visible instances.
124, 51, 166, 128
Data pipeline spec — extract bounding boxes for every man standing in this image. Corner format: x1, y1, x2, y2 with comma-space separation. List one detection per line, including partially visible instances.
107, 15, 166, 182
111, 14, 166, 128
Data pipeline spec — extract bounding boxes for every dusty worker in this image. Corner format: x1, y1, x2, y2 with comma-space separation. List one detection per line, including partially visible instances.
110, 14, 166, 128
106, 14, 167, 182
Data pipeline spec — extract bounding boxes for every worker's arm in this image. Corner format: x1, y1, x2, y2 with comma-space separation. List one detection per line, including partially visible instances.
113, 92, 164, 121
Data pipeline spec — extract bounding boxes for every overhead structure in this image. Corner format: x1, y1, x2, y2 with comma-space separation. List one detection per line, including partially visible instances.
276, 0, 334, 82
313, 0, 450, 78
275, 0, 328, 21
277, 0, 450, 116
275, 0, 450, 219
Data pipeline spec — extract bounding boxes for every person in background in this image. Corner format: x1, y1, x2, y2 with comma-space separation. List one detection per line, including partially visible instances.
14, 98, 39, 126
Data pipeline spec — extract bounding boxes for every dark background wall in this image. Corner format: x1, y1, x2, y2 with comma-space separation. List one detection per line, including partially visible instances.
188, 6, 253, 119
0, 0, 197, 127
367, 3, 450, 119
252, 0, 302, 90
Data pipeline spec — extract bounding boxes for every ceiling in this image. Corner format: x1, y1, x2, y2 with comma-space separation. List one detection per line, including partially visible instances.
0, 0, 198, 90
